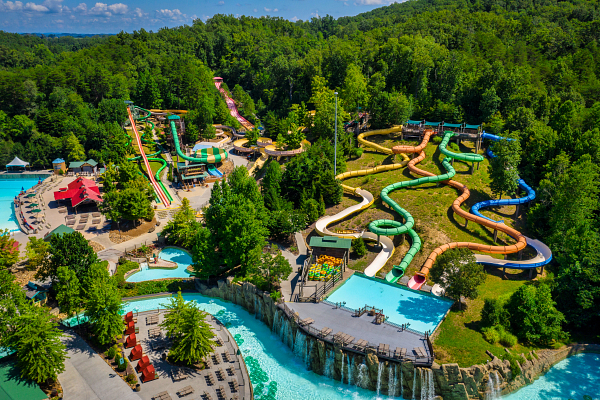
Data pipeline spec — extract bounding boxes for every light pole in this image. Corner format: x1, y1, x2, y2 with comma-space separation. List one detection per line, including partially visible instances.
334, 92, 338, 176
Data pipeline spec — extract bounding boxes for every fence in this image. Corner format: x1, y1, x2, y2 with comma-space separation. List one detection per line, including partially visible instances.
279, 303, 434, 367
297, 267, 343, 303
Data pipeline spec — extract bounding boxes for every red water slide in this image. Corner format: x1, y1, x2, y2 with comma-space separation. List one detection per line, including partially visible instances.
126, 107, 170, 207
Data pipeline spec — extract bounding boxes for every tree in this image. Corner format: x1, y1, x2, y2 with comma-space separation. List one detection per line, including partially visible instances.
352, 237, 367, 257
63, 132, 86, 162
505, 283, 566, 345
7, 305, 67, 384
161, 197, 201, 248
487, 131, 521, 198
254, 250, 292, 292
36, 232, 98, 282
25, 236, 49, 271
161, 292, 215, 365
429, 248, 486, 309
55, 266, 82, 324
0, 228, 19, 269
340, 64, 368, 118
245, 128, 259, 146
0, 270, 26, 348
118, 187, 154, 223
97, 98, 127, 125
309, 76, 349, 149
84, 264, 123, 346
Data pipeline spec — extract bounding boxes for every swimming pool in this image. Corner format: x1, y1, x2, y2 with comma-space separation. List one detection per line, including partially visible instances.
502, 352, 600, 399
0, 174, 49, 232
325, 274, 453, 334
126, 247, 194, 282
124, 293, 377, 400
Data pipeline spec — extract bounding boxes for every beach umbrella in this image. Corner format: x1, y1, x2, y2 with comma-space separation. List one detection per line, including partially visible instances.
31, 209, 42, 213
29, 203, 39, 207
26, 193, 36, 198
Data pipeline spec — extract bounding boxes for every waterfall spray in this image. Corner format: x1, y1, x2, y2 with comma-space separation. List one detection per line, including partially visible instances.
341, 353, 345, 384
306, 340, 313, 368
324, 350, 334, 378
293, 330, 306, 360
357, 361, 369, 389
419, 369, 435, 400
347, 356, 354, 386
388, 364, 397, 397
400, 363, 404, 398
486, 371, 501, 400
412, 368, 418, 400
376, 362, 383, 395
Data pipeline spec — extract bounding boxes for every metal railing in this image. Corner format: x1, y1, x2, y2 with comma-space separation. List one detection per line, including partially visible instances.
279, 303, 433, 366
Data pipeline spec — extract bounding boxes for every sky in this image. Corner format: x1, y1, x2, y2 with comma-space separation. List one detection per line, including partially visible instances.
0, 0, 399, 34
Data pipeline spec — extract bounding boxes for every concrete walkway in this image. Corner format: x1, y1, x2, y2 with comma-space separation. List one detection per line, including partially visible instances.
279, 233, 309, 301
59, 332, 142, 400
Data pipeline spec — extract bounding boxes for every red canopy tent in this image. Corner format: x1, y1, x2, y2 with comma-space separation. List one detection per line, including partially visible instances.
124, 311, 134, 323
125, 321, 138, 335
130, 345, 143, 361
125, 333, 138, 348
141, 364, 158, 383
136, 355, 150, 372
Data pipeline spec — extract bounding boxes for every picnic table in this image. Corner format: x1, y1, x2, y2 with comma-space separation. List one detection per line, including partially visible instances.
354, 339, 368, 350
148, 327, 162, 338
171, 369, 188, 382
152, 391, 172, 400
177, 385, 194, 397
378, 343, 390, 355
205, 372, 216, 386
394, 347, 407, 359
299, 317, 314, 326
415, 347, 427, 358
146, 314, 159, 325
319, 327, 332, 337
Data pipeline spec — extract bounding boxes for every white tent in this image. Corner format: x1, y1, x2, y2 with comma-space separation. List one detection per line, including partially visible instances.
6, 156, 29, 170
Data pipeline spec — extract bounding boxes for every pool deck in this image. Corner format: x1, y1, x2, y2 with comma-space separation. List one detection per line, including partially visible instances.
132, 310, 251, 400
286, 301, 432, 363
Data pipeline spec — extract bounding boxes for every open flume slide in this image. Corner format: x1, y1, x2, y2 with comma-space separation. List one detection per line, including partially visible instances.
214, 78, 255, 131
408, 131, 537, 290
126, 106, 171, 207
168, 117, 228, 164
315, 128, 433, 279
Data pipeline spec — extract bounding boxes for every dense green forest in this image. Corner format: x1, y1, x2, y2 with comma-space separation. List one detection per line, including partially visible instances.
0, 0, 599, 335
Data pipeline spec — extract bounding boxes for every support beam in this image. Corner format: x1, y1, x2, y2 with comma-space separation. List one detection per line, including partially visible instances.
493, 229, 498, 243
514, 204, 520, 219
464, 220, 469, 228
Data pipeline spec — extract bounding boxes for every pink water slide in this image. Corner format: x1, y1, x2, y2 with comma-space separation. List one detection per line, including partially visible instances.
213, 78, 255, 131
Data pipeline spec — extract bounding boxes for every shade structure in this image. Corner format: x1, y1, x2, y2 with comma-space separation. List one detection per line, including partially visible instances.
25, 193, 36, 198
125, 333, 137, 348
141, 364, 157, 383
31, 209, 42, 213
124, 311, 134, 322
136, 355, 150, 372
125, 321, 137, 335
130, 345, 143, 361
28, 203, 38, 207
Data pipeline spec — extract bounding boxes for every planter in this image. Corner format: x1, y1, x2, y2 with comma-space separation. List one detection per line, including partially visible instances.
135, 384, 141, 392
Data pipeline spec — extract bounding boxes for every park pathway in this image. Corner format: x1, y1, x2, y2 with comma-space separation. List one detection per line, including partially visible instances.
59, 332, 141, 400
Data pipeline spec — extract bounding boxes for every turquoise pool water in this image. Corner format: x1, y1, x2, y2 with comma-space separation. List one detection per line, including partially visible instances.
0, 174, 49, 232
126, 247, 194, 282
503, 352, 600, 400
325, 274, 453, 334
123, 293, 377, 400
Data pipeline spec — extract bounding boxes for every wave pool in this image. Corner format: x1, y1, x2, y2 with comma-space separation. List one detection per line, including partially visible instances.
0, 174, 49, 232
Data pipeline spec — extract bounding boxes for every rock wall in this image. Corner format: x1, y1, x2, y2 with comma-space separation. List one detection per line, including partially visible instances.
435, 344, 600, 400
196, 278, 599, 400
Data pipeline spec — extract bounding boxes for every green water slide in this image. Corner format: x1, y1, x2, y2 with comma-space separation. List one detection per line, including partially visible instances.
125, 106, 173, 203
168, 116, 228, 163
369, 131, 481, 283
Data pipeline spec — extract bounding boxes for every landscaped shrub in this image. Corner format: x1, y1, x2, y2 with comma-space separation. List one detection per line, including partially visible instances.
501, 351, 525, 380
481, 297, 510, 328
118, 358, 128, 372
114, 353, 122, 365
449, 142, 460, 151
482, 326, 501, 344
118, 279, 195, 297
106, 346, 117, 359
115, 260, 140, 285
432, 136, 442, 144
352, 237, 367, 257
499, 330, 518, 348
126, 373, 137, 384
349, 148, 364, 159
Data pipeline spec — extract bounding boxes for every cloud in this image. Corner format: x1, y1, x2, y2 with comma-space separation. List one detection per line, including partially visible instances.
217, 0, 224, 4
89, 2, 111, 16
253, 8, 257, 12
0, 1, 24, 11
354, 0, 394, 4
133, 7, 146, 18
73, 2, 86, 13
264, 6, 278, 12
273, 8, 278, 11
155, 8, 187, 21
290, 16, 298, 22
264, 7, 270, 11
107, 2, 127, 14
24, 2, 49, 12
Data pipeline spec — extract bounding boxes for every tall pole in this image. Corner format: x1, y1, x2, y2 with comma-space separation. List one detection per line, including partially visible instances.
334, 92, 338, 176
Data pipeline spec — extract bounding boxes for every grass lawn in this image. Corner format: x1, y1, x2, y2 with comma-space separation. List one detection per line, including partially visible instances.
433, 268, 537, 367
308, 131, 546, 366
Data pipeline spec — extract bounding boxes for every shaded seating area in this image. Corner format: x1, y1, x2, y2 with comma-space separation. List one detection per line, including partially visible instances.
124, 311, 137, 323
130, 345, 143, 361
6, 156, 30, 172
125, 321, 139, 335
141, 364, 158, 383
136, 355, 151, 372
125, 333, 139, 348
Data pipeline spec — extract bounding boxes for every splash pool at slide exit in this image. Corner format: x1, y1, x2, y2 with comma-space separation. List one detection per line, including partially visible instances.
125, 247, 193, 282
502, 352, 600, 399
325, 274, 453, 334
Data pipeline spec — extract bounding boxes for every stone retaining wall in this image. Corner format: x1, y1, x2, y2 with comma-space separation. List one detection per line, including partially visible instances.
195, 277, 599, 399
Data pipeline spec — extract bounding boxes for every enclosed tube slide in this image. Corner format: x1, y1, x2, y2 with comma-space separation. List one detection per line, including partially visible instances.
127, 107, 171, 206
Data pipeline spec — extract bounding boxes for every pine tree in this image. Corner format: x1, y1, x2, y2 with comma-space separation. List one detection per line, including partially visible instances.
84, 264, 123, 345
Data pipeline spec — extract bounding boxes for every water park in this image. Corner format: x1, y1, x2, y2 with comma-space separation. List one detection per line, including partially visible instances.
2, 76, 597, 400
